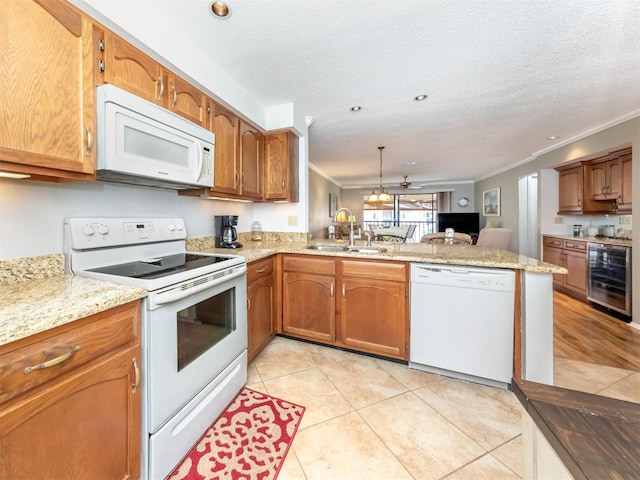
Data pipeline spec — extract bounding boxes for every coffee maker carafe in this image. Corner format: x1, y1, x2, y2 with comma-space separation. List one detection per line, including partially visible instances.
214, 215, 243, 249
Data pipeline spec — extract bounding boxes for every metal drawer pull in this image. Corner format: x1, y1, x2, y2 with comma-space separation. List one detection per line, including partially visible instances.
132, 357, 140, 393
24, 345, 81, 374
256, 266, 268, 273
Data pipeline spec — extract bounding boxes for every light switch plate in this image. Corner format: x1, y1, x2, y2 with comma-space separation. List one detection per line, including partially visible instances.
288, 215, 298, 226
619, 215, 631, 225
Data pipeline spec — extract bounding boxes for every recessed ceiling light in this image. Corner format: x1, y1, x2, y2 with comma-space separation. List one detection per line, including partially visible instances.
400, 160, 417, 166
547, 135, 559, 140
350, 106, 362, 112
210, 1, 230, 18
414, 94, 429, 101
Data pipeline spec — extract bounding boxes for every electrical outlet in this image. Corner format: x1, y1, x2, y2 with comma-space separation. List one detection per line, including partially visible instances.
619, 215, 631, 225
554, 216, 564, 224
288, 215, 298, 226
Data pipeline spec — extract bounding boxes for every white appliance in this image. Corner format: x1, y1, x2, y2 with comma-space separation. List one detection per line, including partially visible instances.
96, 84, 214, 189
409, 264, 515, 389
65, 217, 247, 479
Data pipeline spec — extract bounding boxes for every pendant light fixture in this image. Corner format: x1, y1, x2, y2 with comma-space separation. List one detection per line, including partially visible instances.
369, 146, 392, 202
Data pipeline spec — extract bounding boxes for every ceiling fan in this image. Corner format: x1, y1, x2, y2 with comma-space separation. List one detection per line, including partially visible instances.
399, 175, 424, 190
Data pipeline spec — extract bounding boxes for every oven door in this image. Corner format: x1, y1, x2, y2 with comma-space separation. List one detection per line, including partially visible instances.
146, 265, 247, 433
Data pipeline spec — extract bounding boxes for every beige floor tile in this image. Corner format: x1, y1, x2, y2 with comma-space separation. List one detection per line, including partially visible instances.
414, 378, 521, 450
263, 367, 353, 429
359, 392, 485, 480
376, 358, 442, 390
253, 337, 316, 380
554, 358, 634, 394
293, 411, 412, 480
318, 354, 408, 409
491, 435, 523, 478
445, 453, 521, 480
596, 371, 640, 403
303, 341, 362, 365
277, 448, 306, 480
247, 362, 262, 384
245, 381, 267, 394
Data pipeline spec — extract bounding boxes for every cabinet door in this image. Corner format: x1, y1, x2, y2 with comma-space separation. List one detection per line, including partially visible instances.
282, 271, 335, 342
618, 152, 632, 212
588, 160, 608, 200
101, 30, 164, 104
211, 104, 240, 195
247, 266, 276, 362
564, 249, 587, 297
340, 278, 407, 359
167, 73, 208, 127
542, 244, 564, 288
239, 121, 263, 199
557, 166, 583, 213
0, 348, 141, 480
0, 0, 95, 179
263, 131, 299, 201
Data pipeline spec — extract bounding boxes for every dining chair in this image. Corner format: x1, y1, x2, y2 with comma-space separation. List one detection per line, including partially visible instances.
420, 232, 473, 245
476, 228, 512, 249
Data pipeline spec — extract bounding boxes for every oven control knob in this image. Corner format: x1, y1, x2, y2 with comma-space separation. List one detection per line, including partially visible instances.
82, 224, 95, 236
167, 223, 175, 231
176, 223, 184, 231
98, 224, 109, 236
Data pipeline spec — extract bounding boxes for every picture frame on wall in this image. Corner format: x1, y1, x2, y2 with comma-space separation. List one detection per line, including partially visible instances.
329, 193, 338, 218
483, 188, 500, 216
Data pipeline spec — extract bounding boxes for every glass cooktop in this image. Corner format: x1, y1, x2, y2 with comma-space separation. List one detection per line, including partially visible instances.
87, 253, 232, 280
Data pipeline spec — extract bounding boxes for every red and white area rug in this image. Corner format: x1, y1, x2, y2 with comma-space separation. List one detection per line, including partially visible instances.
168, 388, 305, 480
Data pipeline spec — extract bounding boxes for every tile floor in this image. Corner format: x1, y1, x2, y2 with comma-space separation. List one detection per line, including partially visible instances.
246, 336, 639, 480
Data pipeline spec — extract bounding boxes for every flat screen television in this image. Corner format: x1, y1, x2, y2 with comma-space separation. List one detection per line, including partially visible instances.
437, 213, 480, 235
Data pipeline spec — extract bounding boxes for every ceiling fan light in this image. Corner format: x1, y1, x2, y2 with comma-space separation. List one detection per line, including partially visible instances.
379, 190, 392, 202
369, 190, 379, 202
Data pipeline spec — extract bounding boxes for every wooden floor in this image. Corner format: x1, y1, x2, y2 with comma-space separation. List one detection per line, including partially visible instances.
553, 291, 640, 371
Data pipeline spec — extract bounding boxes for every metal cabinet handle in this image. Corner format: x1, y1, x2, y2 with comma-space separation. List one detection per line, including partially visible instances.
234, 172, 240, 187
242, 173, 246, 186
282, 179, 286, 189
342, 283, 346, 299
247, 298, 251, 310
256, 266, 268, 273
157, 77, 164, 100
330, 281, 334, 297
24, 345, 81, 374
85, 126, 93, 156
132, 357, 140, 393
171, 87, 177, 108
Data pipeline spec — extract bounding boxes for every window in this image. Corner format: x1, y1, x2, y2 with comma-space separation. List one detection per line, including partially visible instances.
362, 193, 438, 241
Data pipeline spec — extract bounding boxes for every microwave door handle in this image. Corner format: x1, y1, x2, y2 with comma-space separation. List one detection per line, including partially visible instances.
194, 140, 204, 182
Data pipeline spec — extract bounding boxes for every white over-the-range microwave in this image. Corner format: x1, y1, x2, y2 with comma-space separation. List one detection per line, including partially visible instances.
96, 84, 214, 189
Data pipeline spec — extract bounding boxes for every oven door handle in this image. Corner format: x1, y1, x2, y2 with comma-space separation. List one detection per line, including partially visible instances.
152, 266, 247, 305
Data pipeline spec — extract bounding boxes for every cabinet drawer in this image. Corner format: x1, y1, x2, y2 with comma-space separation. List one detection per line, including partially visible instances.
542, 236, 562, 248
0, 301, 140, 404
341, 259, 407, 282
247, 256, 274, 284
283, 255, 335, 275
563, 240, 586, 252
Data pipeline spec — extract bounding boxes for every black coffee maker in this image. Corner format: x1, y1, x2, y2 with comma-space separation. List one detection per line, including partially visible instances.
214, 215, 243, 249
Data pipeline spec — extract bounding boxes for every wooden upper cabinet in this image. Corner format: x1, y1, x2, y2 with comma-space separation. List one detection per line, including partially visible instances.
556, 164, 584, 214
99, 29, 164, 105
263, 130, 299, 202
587, 156, 621, 200
211, 104, 240, 195
239, 121, 263, 199
166, 73, 209, 128
0, 0, 96, 180
618, 150, 632, 213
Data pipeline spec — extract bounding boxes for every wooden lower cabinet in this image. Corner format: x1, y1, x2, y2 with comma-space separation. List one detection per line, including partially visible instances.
247, 256, 277, 361
542, 236, 587, 300
282, 255, 409, 360
0, 301, 141, 480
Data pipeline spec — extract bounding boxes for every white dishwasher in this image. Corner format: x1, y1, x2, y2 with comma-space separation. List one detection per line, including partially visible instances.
409, 263, 515, 389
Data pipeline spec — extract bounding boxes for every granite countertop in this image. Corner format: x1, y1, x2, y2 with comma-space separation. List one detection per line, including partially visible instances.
513, 378, 640, 480
542, 233, 633, 248
192, 237, 567, 274
0, 254, 147, 347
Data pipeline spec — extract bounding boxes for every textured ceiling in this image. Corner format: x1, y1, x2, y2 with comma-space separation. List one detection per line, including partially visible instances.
111, 1, 640, 188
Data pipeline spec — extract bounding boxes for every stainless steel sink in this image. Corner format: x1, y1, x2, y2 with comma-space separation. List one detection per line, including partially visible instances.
348, 246, 387, 254
304, 244, 349, 252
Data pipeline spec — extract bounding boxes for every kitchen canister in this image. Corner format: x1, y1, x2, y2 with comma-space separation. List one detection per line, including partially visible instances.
573, 225, 582, 238
251, 221, 263, 241
586, 226, 599, 237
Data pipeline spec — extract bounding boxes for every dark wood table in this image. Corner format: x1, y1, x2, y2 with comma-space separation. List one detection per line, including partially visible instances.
513, 379, 640, 480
